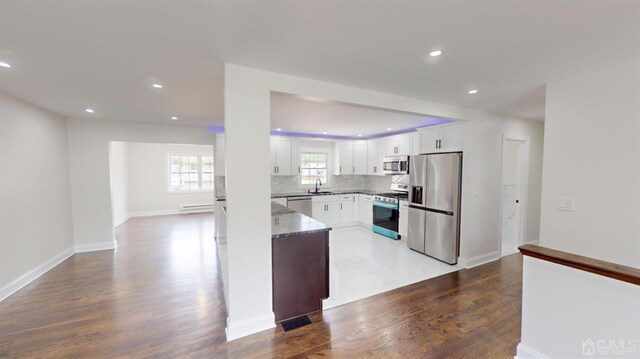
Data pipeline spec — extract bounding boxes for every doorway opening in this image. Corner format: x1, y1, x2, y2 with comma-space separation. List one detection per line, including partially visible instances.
108, 141, 215, 245
500, 136, 530, 257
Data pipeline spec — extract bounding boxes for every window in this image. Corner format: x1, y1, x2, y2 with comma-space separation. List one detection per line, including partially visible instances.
169, 155, 214, 192
300, 152, 328, 185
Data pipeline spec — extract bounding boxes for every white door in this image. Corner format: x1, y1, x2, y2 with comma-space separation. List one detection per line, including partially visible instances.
500, 138, 528, 256
353, 141, 368, 174
396, 135, 411, 155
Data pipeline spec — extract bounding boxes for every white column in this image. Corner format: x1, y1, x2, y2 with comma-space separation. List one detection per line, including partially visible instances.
223, 64, 275, 340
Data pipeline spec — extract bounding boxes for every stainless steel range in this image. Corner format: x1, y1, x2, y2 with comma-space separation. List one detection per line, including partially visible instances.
372, 183, 408, 240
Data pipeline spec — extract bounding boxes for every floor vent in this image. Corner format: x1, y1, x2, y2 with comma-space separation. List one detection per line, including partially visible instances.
280, 315, 312, 332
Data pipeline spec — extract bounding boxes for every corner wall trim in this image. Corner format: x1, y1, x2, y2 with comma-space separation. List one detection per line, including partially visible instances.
225, 312, 276, 341
459, 250, 500, 269
75, 241, 116, 253
0, 246, 74, 302
516, 343, 549, 359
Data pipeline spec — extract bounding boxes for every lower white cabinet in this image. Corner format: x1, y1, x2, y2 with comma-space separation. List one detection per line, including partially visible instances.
399, 200, 409, 239
312, 194, 359, 226
359, 194, 373, 226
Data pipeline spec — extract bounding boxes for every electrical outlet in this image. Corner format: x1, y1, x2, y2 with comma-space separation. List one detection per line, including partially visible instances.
557, 197, 575, 212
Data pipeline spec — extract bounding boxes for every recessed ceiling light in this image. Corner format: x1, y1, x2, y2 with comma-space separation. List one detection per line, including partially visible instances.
0, 61, 11, 68
152, 83, 163, 89
429, 50, 443, 57
276, 128, 282, 131
85, 108, 94, 113
387, 128, 392, 131
171, 116, 178, 120
323, 132, 328, 135
468, 89, 478, 94
357, 134, 363, 137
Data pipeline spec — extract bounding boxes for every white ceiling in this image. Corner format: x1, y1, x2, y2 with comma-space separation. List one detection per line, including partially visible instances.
271, 93, 450, 138
1, 1, 638, 130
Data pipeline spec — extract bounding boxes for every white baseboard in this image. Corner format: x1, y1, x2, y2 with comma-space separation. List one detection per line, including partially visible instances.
515, 343, 548, 359
114, 215, 130, 227
0, 245, 74, 302
75, 241, 116, 253
459, 250, 501, 269
226, 312, 276, 341
128, 208, 214, 218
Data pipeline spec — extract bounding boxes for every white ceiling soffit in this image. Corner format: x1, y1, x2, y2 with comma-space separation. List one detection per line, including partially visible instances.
0, 1, 638, 128
270, 92, 451, 138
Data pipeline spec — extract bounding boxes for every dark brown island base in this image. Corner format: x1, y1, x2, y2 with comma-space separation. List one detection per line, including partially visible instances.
271, 203, 332, 323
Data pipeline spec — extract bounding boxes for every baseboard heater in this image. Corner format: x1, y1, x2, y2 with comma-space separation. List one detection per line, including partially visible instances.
179, 204, 215, 211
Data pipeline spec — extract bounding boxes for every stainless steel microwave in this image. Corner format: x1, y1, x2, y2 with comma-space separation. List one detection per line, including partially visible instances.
383, 155, 409, 175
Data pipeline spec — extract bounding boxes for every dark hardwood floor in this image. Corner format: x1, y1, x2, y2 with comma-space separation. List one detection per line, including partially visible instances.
0, 213, 522, 358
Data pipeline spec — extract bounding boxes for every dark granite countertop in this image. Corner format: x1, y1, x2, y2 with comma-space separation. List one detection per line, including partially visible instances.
271, 203, 332, 238
215, 189, 378, 201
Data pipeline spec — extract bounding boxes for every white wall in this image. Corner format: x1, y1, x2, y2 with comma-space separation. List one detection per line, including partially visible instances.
222, 64, 544, 340
67, 118, 215, 250
517, 257, 640, 359
0, 92, 74, 293
540, 61, 640, 267
126, 142, 214, 217
109, 142, 129, 226
459, 117, 544, 266
502, 140, 520, 186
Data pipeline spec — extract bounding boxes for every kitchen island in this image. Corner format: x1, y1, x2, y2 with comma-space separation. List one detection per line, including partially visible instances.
271, 203, 332, 323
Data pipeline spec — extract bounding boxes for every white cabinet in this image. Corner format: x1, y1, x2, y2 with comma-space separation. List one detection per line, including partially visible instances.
353, 141, 368, 175
385, 135, 411, 156
214, 134, 226, 176
270, 137, 292, 175
312, 194, 357, 225
359, 194, 373, 225
409, 132, 421, 156
336, 141, 354, 175
367, 140, 385, 176
419, 123, 464, 154
339, 197, 354, 224
399, 200, 409, 239
291, 139, 301, 175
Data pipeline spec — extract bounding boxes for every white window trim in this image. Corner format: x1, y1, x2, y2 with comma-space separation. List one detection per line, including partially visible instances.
167, 154, 215, 193
297, 148, 332, 189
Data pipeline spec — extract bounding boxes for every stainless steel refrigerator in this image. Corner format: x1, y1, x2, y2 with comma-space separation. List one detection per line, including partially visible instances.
407, 152, 462, 264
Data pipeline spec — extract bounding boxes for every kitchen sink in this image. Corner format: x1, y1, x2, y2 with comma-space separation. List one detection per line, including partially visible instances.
308, 191, 333, 195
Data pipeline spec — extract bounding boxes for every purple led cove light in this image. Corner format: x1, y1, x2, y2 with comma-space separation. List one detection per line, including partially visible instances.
208, 126, 225, 133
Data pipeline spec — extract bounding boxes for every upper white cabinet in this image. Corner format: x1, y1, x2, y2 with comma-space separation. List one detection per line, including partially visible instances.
214, 134, 226, 176
353, 141, 368, 175
270, 137, 292, 175
366, 140, 385, 176
336, 141, 354, 175
419, 123, 464, 154
385, 134, 411, 156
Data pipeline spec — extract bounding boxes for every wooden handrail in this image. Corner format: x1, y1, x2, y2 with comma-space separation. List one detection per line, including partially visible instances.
519, 244, 640, 286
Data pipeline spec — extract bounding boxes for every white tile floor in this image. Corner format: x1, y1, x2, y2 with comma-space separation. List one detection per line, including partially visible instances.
323, 226, 462, 309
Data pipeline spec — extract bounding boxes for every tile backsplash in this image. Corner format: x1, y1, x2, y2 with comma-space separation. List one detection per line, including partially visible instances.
215, 175, 393, 197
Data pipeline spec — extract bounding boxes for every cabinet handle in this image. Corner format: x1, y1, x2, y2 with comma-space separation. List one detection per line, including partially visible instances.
298, 166, 300, 174
353, 166, 355, 173
340, 166, 342, 173
340, 203, 343, 210
373, 166, 376, 173
274, 166, 277, 173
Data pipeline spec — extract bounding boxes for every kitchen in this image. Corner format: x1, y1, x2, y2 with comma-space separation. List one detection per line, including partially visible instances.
214, 94, 466, 322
